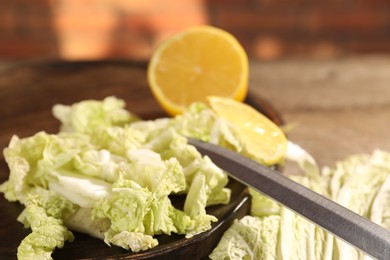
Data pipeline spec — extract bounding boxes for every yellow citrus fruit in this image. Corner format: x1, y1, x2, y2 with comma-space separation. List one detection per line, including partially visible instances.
147, 26, 249, 116
208, 96, 287, 165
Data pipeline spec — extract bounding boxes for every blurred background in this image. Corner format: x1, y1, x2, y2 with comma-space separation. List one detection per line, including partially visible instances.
1, 0, 390, 61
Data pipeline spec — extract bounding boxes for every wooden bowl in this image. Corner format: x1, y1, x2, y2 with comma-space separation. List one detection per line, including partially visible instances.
0, 60, 283, 260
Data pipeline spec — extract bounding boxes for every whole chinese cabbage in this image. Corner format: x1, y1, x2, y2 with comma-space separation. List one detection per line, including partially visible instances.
210, 146, 390, 260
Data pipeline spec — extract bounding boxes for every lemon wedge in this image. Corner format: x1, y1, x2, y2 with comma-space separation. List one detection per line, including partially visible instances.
208, 96, 287, 165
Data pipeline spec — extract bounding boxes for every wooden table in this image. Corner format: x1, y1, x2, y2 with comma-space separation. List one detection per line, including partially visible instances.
1, 56, 389, 172
0, 56, 389, 258
248, 55, 390, 170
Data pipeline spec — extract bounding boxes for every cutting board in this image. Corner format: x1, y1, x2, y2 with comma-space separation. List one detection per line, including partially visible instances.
0, 60, 283, 259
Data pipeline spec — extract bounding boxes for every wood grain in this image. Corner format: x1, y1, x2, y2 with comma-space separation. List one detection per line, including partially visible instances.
248, 56, 390, 169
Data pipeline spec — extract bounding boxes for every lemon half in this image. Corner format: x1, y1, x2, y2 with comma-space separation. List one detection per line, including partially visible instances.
148, 26, 248, 116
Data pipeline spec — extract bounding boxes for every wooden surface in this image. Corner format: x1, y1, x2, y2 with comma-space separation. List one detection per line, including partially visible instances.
0, 56, 389, 258
1, 56, 389, 170
0, 56, 390, 173
248, 55, 390, 171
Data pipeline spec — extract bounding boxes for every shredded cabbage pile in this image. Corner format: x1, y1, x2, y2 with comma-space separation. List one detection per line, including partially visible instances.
0, 97, 245, 260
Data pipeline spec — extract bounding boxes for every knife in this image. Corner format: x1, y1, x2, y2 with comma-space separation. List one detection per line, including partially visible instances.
187, 137, 390, 259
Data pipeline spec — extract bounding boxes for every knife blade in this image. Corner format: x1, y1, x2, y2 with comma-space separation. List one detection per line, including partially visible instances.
187, 137, 390, 259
